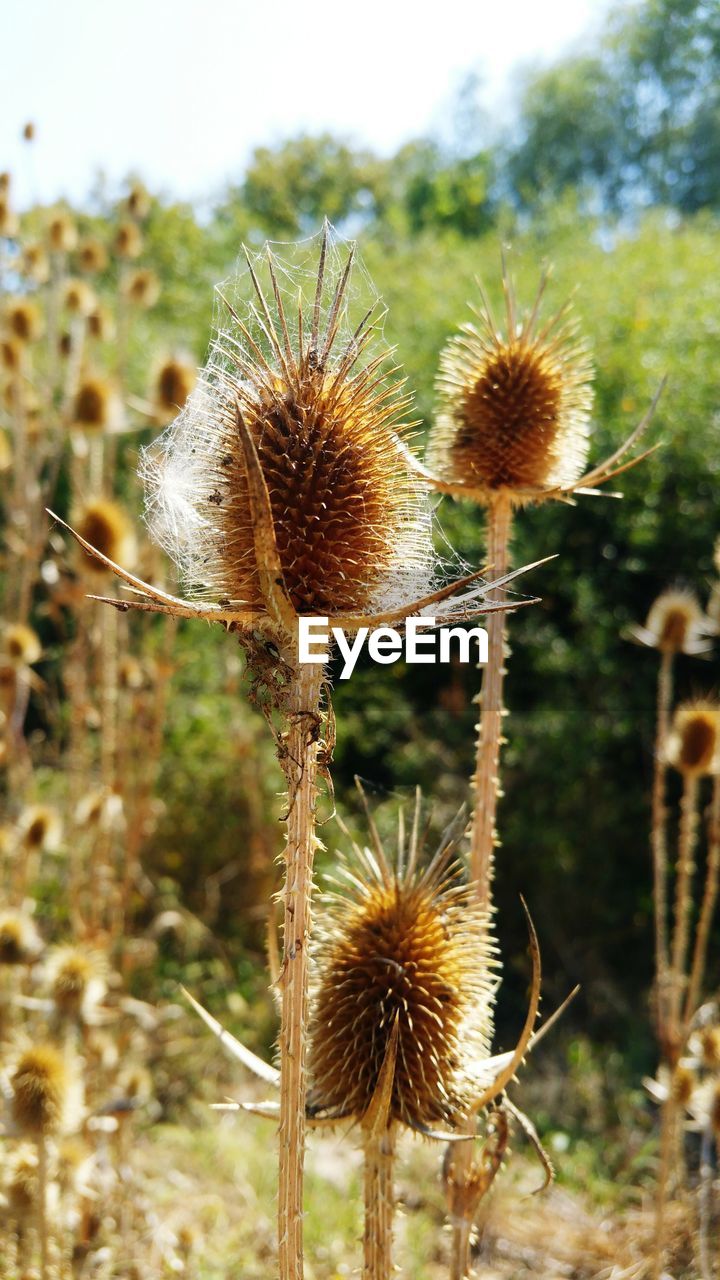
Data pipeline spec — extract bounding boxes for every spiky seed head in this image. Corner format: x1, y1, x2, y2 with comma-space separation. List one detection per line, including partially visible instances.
77, 239, 108, 274
86, 305, 115, 343
46, 946, 107, 1021
70, 376, 120, 432
47, 211, 77, 253
428, 271, 594, 502
307, 833, 496, 1130
3, 623, 42, 666
0, 911, 43, 965
115, 220, 143, 259
153, 356, 196, 420
144, 229, 433, 618
11, 1045, 68, 1136
0, 196, 19, 238
666, 700, 720, 778
75, 787, 118, 829
5, 1144, 39, 1219
123, 267, 160, 308
671, 1065, 695, 1108
62, 279, 96, 317
20, 242, 50, 284
18, 805, 62, 852
4, 298, 43, 345
699, 1027, 720, 1069
74, 499, 137, 573
126, 183, 151, 220
645, 589, 709, 654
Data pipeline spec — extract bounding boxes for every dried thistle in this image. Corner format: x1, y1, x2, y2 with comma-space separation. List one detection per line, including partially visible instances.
70, 376, 122, 433
74, 500, 136, 574
152, 355, 196, 422
631, 589, 714, 656
77, 239, 108, 274
47, 211, 78, 254
123, 267, 160, 308
45, 945, 107, 1022
115, 221, 143, 259
62, 278, 97, 317
666, 701, 720, 779
20, 242, 50, 284
18, 805, 62, 853
4, 298, 44, 345
11, 1046, 68, 1137
86, 305, 116, 343
0, 910, 43, 965
2, 624, 42, 667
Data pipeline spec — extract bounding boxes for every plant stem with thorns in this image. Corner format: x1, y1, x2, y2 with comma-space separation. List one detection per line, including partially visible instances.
684, 773, 720, 1023
363, 1123, 396, 1280
651, 649, 673, 1050
277, 661, 322, 1280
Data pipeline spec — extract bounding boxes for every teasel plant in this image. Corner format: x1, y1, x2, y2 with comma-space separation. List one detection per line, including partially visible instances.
395, 260, 662, 1276
187, 786, 570, 1280
50, 224, 542, 1280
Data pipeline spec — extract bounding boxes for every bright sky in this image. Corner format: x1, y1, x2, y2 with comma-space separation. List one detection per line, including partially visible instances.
2, 0, 610, 209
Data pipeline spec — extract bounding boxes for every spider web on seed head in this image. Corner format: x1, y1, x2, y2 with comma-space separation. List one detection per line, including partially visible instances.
141, 224, 443, 616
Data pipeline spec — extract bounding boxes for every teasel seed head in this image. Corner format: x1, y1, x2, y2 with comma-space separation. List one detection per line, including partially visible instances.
4, 298, 44, 345
642, 588, 712, 655
153, 355, 196, 421
70, 375, 122, 433
428, 268, 594, 504
86, 305, 115, 343
18, 804, 63, 853
1, 335, 23, 373
3, 623, 42, 666
20, 243, 50, 284
5, 1144, 39, 1220
115, 221, 143, 259
125, 182, 151, 220
0, 911, 43, 965
672, 1065, 695, 1108
46, 946, 107, 1022
666, 700, 720, 778
77, 239, 108, 274
47, 211, 77, 254
307, 819, 496, 1131
63, 278, 97, 317
699, 1026, 720, 1070
11, 1045, 68, 1137
74, 499, 137, 574
144, 227, 434, 619
0, 196, 19, 238
123, 267, 160, 308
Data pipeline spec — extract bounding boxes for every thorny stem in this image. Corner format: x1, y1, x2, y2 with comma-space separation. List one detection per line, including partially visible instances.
362, 1123, 396, 1280
652, 650, 673, 1047
669, 774, 700, 1046
450, 489, 512, 1280
277, 661, 322, 1280
684, 773, 720, 1024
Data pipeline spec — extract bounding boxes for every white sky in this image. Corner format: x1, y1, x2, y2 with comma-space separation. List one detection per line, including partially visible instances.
2, 0, 610, 208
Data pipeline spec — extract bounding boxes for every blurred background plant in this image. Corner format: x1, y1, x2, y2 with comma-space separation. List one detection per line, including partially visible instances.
1, 0, 720, 1274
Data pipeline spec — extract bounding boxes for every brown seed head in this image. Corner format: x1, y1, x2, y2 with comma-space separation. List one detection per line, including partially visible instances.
144, 230, 433, 617
2, 336, 24, 372
154, 356, 196, 419
123, 267, 160, 308
4, 298, 43, 344
47, 211, 77, 254
77, 239, 108, 274
115, 221, 143, 259
20, 243, 50, 284
0, 911, 43, 965
428, 269, 594, 502
75, 499, 136, 573
47, 946, 106, 1020
671, 1065, 695, 1107
3, 623, 41, 666
70, 376, 119, 432
5, 1145, 39, 1219
646, 589, 709, 654
63, 278, 96, 317
18, 805, 62, 852
86, 305, 115, 343
22, 122, 35, 142
699, 1026, 720, 1070
0, 196, 19, 238
666, 700, 720, 778
126, 183, 151, 220
308, 822, 496, 1130
11, 1045, 68, 1136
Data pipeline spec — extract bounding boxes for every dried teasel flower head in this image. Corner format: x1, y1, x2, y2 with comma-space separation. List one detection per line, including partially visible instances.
45, 946, 107, 1022
47, 210, 77, 254
10, 1045, 69, 1136
1, 335, 23, 373
2, 623, 42, 667
698, 1026, 720, 1070
77, 239, 108, 274
427, 264, 594, 505
631, 588, 714, 655
18, 804, 62, 853
123, 267, 160, 308
0, 195, 19, 238
86, 304, 115, 343
74, 499, 137, 574
63, 278, 97, 317
666, 700, 720, 778
20, 242, 50, 284
152, 355, 196, 422
0, 910, 43, 965
70, 375, 122, 433
115, 220, 143, 259
307, 799, 499, 1131
74, 786, 123, 831
5, 1144, 39, 1219
4, 298, 44, 345
672, 1064, 695, 1108
126, 182, 151, 220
